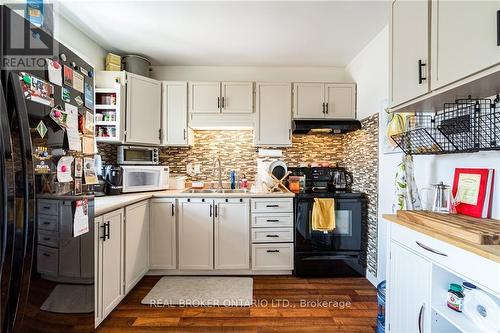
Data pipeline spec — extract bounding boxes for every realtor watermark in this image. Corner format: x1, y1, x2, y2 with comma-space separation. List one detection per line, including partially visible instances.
2, 2, 59, 71
147, 298, 352, 309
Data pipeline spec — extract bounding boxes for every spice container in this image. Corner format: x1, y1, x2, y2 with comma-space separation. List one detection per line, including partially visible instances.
447, 283, 464, 312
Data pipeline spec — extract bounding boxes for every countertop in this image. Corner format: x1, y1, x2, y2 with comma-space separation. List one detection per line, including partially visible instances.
383, 214, 500, 263
95, 189, 295, 217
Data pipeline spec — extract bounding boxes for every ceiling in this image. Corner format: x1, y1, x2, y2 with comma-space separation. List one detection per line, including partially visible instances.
57, 1, 389, 67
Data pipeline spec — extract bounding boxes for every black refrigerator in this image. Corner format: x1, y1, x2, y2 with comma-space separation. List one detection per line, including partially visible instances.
1, 4, 95, 332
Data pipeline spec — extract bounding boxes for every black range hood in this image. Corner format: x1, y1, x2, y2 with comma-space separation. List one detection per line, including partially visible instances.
292, 119, 362, 134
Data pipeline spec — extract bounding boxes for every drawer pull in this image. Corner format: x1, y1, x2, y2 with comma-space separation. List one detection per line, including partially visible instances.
43, 237, 51, 241
43, 206, 51, 210
266, 249, 280, 253
43, 222, 50, 225
416, 241, 447, 257
266, 204, 279, 208
266, 219, 280, 222
266, 235, 279, 238
42, 253, 51, 257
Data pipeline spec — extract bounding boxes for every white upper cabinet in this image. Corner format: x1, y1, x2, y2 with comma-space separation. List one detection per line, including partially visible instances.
254, 82, 292, 147
178, 199, 214, 270
390, 0, 430, 106
214, 199, 250, 270
149, 199, 177, 270
431, 0, 500, 90
293, 83, 325, 119
162, 81, 190, 146
293, 83, 355, 119
189, 81, 221, 113
221, 82, 253, 114
325, 84, 356, 119
125, 73, 162, 145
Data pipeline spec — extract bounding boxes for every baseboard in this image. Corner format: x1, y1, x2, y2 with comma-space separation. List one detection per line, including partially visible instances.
147, 269, 293, 276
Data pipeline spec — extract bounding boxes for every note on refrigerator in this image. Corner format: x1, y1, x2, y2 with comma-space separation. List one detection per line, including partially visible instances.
73, 199, 89, 237
83, 157, 98, 184
65, 103, 81, 151
56, 156, 74, 183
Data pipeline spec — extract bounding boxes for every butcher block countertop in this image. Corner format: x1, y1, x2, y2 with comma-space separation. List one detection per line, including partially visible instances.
383, 211, 500, 263
95, 189, 295, 217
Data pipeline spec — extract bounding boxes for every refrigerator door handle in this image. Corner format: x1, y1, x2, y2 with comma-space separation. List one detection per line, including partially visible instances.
5, 71, 36, 331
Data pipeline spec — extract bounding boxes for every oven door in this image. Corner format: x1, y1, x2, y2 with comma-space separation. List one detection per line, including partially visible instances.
121, 166, 168, 193
294, 196, 366, 252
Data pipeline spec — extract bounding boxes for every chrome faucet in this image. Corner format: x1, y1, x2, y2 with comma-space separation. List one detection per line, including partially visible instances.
212, 156, 223, 190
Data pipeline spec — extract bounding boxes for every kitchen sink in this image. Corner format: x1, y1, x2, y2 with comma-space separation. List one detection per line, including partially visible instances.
182, 188, 249, 194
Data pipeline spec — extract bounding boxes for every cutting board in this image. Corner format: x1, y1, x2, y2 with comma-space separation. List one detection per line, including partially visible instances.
396, 211, 500, 245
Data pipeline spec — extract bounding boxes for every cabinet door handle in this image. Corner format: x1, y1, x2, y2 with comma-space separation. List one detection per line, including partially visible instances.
171, 204, 175, 216
418, 60, 427, 84
209, 204, 213, 217
105, 222, 111, 240
418, 304, 424, 333
288, 128, 291, 140
222, 97, 225, 108
415, 241, 447, 257
266, 219, 280, 222
497, 10, 500, 46
325, 102, 329, 114
217, 97, 220, 109
100, 224, 106, 242
183, 129, 187, 140
214, 204, 218, 218
322, 102, 325, 114
266, 249, 280, 253
266, 235, 279, 238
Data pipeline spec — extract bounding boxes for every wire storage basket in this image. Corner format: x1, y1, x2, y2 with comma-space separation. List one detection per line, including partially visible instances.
391, 97, 499, 155
391, 114, 458, 155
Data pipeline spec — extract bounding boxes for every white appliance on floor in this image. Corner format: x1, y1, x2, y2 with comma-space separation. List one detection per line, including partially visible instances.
121, 165, 169, 193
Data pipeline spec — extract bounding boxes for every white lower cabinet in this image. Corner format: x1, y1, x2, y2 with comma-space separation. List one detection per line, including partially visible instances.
214, 199, 250, 270
387, 241, 431, 333
178, 198, 214, 270
124, 200, 150, 293
150, 199, 177, 269
252, 243, 294, 271
95, 208, 124, 327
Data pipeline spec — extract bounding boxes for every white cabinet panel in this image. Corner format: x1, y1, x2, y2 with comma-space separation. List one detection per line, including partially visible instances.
124, 201, 149, 293
293, 83, 325, 119
325, 84, 355, 119
99, 209, 124, 319
214, 199, 250, 270
125, 73, 162, 145
150, 199, 176, 270
189, 81, 221, 113
178, 199, 214, 270
390, 0, 430, 106
388, 242, 431, 333
162, 81, 189, 146
221, 82, 253, 114
431, 0, 500, 90
254, 82, 292, 147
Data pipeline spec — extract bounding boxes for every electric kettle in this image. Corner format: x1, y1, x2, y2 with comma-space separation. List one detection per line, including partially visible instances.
332, 165, 353, 191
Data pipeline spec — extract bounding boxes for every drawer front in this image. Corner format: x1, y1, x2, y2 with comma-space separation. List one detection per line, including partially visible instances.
38, 214, 58, 232
252, 243, 293, 270
391, 222, 500, 294
252, 213, 293, 228
37, 245, 59, 276
38, 230, 59, 248
251, 198, 293, 213
252, 227, 293, 243
37, 200, 59, 216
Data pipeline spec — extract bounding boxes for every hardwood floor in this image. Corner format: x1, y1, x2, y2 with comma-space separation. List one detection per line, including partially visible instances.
97, 275, 378, 333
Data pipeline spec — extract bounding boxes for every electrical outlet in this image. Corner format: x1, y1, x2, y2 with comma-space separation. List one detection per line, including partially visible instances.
193, 164, 201, 174
186, 163, 193, 175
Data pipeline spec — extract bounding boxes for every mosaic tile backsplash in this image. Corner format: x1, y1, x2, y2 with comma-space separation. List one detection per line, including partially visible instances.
97, 113, 379, 276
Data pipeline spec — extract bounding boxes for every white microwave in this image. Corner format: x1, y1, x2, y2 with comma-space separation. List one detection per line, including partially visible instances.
117, 145, 159, 165
121, 166, 169, 193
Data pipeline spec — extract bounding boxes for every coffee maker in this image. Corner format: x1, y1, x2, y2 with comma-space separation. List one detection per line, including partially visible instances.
103, 165, 123, 195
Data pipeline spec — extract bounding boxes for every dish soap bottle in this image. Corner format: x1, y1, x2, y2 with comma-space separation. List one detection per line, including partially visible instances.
230, 170, 236, 189
241, 174, 248, 189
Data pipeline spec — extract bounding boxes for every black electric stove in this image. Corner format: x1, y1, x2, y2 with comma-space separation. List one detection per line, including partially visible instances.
290, 167, 368, 277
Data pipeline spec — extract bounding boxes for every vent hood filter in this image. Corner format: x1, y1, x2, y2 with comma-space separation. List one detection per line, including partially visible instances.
292, 119, 362, 134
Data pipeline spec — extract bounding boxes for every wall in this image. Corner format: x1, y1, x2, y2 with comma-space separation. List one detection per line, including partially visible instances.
151, 66, 351, 83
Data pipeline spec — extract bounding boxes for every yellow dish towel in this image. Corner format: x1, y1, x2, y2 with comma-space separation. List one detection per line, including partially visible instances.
312, 198, 336, 232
